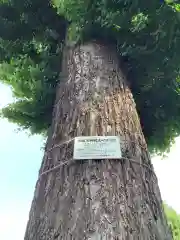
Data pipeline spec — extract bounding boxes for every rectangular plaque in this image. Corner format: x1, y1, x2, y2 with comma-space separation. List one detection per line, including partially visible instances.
73, 136, 122, 160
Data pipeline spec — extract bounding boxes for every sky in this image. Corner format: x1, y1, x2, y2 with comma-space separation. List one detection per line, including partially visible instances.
0, 83, 180, 239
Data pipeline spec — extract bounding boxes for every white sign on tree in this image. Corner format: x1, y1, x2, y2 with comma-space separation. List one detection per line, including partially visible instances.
73, 136, 122, 160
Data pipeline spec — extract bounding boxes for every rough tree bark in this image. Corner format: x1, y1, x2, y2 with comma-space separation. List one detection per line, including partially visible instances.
24, 42, 172, 240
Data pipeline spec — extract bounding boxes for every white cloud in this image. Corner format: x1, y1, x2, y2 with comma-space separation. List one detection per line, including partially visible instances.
152, 137, 180, 214
0, 201, 30, 240
0, 83, 14, 108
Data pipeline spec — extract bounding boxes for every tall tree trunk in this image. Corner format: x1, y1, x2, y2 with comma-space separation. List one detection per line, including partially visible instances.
24, 42, 172, 240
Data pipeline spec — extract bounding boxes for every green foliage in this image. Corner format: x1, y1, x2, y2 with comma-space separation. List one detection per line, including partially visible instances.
0, 0, 67, 133
0, 0, 180, 153
164, 204, 180, 240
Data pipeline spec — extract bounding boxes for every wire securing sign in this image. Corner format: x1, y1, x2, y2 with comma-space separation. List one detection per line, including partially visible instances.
37, 136, 154, 181
73, 136, 122, 160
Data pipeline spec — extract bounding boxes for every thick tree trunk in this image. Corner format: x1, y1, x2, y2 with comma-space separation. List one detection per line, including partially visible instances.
24, 42, 172, 240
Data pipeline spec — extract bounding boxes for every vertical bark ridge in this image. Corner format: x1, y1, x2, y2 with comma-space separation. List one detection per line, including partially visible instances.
24, 42, 172, 240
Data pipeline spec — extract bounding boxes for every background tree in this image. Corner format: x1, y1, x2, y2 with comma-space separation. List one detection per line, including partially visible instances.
164, 204, 180, 240
0, 0, 180, 239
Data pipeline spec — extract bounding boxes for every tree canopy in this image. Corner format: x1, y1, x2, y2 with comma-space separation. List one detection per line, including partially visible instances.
0, 0, 180, 153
